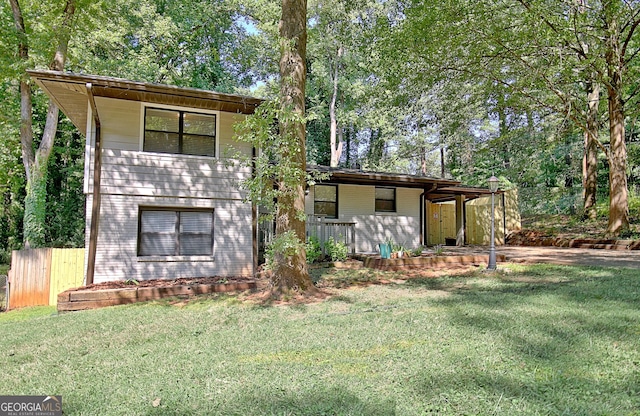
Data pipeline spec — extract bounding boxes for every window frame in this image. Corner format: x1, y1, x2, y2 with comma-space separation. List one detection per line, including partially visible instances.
313, 184, 338, 219
375, 187, 397, 213
141, 105, 218, 157
137, 207, 215, 257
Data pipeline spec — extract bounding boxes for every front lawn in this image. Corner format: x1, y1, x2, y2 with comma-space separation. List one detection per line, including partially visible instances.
0, 264, 639, 415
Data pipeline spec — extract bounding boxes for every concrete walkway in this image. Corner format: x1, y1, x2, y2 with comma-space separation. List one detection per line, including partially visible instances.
445, 245, 640, 269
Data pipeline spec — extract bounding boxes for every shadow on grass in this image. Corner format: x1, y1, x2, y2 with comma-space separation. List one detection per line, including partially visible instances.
62, 386, 397, 416
408, 366, 639, 414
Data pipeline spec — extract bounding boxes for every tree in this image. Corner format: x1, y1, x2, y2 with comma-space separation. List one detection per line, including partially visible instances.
9, 0, 77, 248
385, 0, 640, 234
270, 0, 315, 293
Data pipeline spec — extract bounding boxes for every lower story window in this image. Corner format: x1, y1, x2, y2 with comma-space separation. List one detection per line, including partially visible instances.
138, 208, 214, 256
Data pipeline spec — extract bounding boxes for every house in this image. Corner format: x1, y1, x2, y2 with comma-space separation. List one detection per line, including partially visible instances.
29, 70, 511, 285
303, 166, 508, 253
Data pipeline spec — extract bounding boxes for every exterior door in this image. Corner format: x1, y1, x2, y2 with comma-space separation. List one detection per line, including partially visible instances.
427, 202, 456, 245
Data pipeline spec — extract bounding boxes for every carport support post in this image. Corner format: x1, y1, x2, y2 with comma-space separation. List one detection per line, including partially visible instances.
455, 195, 465, 246
487, 176, 499, 271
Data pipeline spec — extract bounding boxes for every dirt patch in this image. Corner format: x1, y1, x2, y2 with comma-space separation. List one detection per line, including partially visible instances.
511, 214, 640, 246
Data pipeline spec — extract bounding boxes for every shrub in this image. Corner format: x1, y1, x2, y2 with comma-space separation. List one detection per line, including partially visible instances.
263, 231, 305, 270
411, 245, 425, 257
325, 237, 348, 262
305, 236, 323, 264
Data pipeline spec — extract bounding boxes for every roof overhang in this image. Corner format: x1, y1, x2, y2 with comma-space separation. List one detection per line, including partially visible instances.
27, 70, 264, 134
308, 165, 498, 202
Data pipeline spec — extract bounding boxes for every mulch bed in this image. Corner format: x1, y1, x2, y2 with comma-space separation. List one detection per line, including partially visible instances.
80, 276, 255, 291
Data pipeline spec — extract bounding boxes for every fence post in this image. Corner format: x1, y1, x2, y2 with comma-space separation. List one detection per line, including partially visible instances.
350, 224, 356, 254
320, 216, 326, 256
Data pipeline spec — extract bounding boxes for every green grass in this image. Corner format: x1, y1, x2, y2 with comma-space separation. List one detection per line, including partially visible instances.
1, 264, 639, 415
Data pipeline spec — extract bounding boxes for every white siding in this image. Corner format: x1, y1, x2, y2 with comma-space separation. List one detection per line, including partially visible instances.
307, 184, 422, 253
86, 194, 253, 283
96, 97, 140, 150
218, 112, 252, 158
84, 98, 256, 283
88, 149, 249, 200
93, 97, 249, 156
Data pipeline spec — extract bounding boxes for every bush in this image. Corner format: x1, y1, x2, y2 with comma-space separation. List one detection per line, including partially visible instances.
305, 236, 323, 264
263, 231, 305, 271
325, 237, 348, 262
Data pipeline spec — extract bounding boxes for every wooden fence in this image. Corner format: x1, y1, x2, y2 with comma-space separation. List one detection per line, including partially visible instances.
257, 215, 356, 262
466, 189, 521, 245
7, 248, 85, 309
307, 215, 356, 255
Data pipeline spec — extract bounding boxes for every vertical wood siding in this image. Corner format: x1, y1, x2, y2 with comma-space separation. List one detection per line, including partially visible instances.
425, 190, 520, 246
427, 202, 457, 245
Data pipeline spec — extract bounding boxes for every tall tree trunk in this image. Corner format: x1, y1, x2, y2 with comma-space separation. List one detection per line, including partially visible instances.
606, 84, 629, 235
440, 142, 445, 178
497, 93, 510, 170
345, 123, 352, 168
272, 0, 314, 293
329, 46, 344, 167
11, 0, 76, 247
604, 8, 629, 236
582, 80, 599, 220
368, 129, 383, 167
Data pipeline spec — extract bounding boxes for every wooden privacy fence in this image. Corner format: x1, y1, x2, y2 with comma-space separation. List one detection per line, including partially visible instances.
466, 189, 521, 245
7, 248, 85, 309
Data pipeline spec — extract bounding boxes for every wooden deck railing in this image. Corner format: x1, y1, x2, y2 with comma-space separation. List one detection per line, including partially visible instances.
257, 215, 357, 260
306, 215, 356, 255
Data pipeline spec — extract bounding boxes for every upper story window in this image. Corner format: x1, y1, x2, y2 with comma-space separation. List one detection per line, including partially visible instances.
375, 187, 396, 212
314, 185, 338, 219
144, 107, 216, 157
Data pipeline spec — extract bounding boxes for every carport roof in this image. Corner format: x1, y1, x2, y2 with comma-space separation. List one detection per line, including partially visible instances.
309, 165, 498, 202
